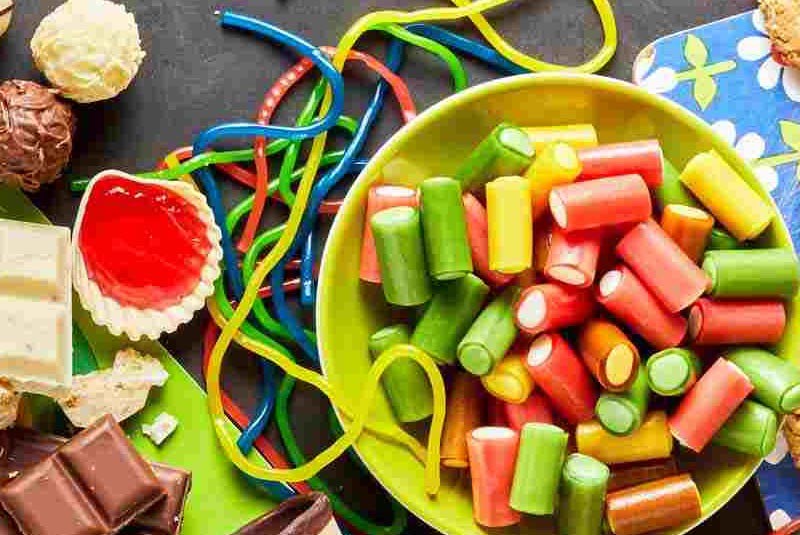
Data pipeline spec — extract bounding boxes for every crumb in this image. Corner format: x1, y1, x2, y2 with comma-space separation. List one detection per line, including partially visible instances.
142, 413, 178, 446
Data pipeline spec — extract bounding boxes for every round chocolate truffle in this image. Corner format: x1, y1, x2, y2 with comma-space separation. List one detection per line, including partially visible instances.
0, 80, 76, 191
761, 0, 800, 69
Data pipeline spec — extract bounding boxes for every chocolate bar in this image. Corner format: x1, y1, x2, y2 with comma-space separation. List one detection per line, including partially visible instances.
0, 415, 164, 535
0, 425, 191, 535
231, 493, 342, 535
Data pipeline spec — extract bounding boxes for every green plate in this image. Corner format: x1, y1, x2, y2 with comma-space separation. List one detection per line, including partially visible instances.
0, 185, 273, 534
317, 73, 800, 535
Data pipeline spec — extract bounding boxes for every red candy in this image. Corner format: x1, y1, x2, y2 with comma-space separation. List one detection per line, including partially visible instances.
578, 140, 664, 188
514, 283, 595, 336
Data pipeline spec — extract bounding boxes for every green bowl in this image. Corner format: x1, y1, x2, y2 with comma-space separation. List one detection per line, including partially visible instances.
317, 73, 799, 535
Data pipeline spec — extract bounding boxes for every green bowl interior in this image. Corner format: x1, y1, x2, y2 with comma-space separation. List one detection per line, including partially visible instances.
317, 74, 799, 535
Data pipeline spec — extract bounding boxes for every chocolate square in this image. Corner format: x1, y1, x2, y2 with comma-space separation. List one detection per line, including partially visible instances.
128, 463, 191, 535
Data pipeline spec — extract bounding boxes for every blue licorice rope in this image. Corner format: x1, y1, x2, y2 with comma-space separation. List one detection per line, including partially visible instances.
193, 10, 345, 300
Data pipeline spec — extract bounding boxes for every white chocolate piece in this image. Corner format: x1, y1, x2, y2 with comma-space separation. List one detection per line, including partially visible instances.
0, 0, 13, 39
142, 412, 178, 446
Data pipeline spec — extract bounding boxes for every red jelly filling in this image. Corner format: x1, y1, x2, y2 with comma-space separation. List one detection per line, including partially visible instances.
79, 175, 212, 310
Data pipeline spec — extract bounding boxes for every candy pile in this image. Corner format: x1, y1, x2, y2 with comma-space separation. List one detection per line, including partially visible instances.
363, 122, 800, 535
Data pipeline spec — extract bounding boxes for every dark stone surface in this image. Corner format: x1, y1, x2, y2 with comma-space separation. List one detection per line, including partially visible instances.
0, 0, 771, 533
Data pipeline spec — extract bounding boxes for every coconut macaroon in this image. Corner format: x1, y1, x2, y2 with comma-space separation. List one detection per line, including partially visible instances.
761, 0, 800, 69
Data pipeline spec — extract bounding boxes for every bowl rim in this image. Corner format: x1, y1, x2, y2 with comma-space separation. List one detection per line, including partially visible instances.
317, 72, 787, 535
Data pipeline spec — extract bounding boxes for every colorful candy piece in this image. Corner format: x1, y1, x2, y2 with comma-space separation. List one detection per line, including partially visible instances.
525, 142, 583, 220
486, 176, 532, 274
726, 347, 800, 413
558, 453, 610, 535
523, 124, 599, 153
578, 318, 640, 392
368, 324, 433, 422
370, 206, 432, 306
440, 372, 483, 468
526, 333, 598, 425
711, 399, 778, 457
577, 140, 664, 188
420, 177, 473, 280
702, 249, 799, 299
549, 174, 652, 231
467, 427, 521, 528
410, 274, 488, 365
668, 358, 753, 452
679, 150, 773, 241
461, 193, 514, 287
481, 354, 534, 404
514, 283, 595, 336
707, 227, 741, 250
544, 226, 603, 288
455, 123, 534, 192
654, 158, 699, 211
596, 266, 687, 349
510, 423, 569, 515
595, 367, 650, 436
458, 287, 519, 376
607, 458, 679, 492
645, 348, 702, 397
660, 204, 714, 264
359, 185, 418, 283
616, 219, 710, 312
576, 411, 674, 465
502, 392, 554, 431
688, 298, 786, 346
605, 474, 702, 535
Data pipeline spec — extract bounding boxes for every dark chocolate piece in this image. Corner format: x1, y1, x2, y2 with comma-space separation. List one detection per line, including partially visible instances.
232, 493, 335, 535
126, 463, 191, 535
0, 415, 164, 535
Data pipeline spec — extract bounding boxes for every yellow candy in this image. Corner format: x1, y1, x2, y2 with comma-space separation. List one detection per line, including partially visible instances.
523, 124, 599, 153
525, 142, 583, 219
481, 354, 533, 404
576, 411, 674, 464
486, 176, 532, 274
679, 150, 773, 241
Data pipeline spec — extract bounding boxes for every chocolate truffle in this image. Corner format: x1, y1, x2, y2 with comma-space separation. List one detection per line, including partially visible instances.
761, 0, 800, 69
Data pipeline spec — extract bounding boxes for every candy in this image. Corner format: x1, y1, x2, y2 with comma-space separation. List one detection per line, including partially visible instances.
578, 318, 640, 392
607, 458, 679, 492
420, 177, 473, 280
549, 174, 652, 231
688, 298, 786, 346
467, 427, 521, 527
653, 158, 699, 211
486, 176, 532, 274
596, 266, 687, 349
458, 287, 518, 375
576, 411, 674, 465
440, 372, 483, 468
525, 142, 583, 219
558, 453, 610, 535
371, 206, 432, 306
455, 123, 534, 191
230, 492, 341, 535
616, 219, 709, 312
461, 193, 514, 287
577, 140, 664, 188
360, 185, 418, 283
668, 358, 753, 452
679, 150, 773, 241
660, 204, 714, 264
142, 413, 179, 447
526, 333, 598, 425
510, 423, 569, 515
0, 415, 164, 535
0, 219, 72, 395
605, 474, 702, 535
595, 367, 650, 436
544, 226, 603, 287
0, 0, 13, 38
502, 392, 554, 430
726, 347, 800, 413
31, 0, 146, 103
645, 348, 702, 397
481, 354, 534, 404
410, 274, 488, 365
523, 124, 599, 153
514, 283, 595, 336
702, 248, 799, 299
707, 227, 741, 250
711, 399, 778, 457
0, 80, 76, 191
368, 324, 433, 422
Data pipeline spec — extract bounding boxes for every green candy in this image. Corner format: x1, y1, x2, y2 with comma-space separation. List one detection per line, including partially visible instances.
702, 249, 799, 299
368, 324, 433, 423
371, 206, 432, 306
595, 367, 650, 436
654, 158, 700, 211
454, 123, 534, 191
410, 274, 489, 365
727, 347, 800, 413
510, 423, 569, 515
712, 400, 778, 457
457, 286, 519, 376
646, 348, 702, 397
558, 454, 610, 535
419, 177, 473, 280
707, 227, 742, 251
